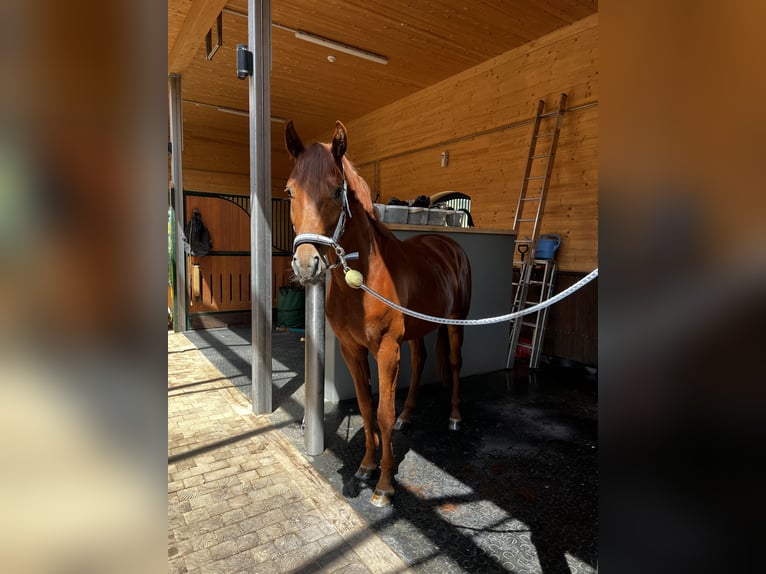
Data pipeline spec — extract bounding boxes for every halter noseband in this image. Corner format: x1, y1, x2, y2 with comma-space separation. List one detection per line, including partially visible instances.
292, 165, 358, 270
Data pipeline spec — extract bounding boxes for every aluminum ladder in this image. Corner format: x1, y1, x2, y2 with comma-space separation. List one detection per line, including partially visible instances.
507, 258, 557, 368
506, 93, 567, 369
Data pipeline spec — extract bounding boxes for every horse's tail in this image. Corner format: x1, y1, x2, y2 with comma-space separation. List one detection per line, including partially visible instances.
435, 325, 452, 386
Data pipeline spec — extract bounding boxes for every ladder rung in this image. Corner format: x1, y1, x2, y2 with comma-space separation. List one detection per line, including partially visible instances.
531, 154, 549, 159
535, 132, 554, 138
525, 175, 545, 181
518, 342, 533, 349
539, 109, 564, 119
516, 218, 536, 222
521, 321, 537, 328
520, 196, 541, 201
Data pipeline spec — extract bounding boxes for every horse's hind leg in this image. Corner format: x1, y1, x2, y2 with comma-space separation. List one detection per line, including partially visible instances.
447, 325, 465, 431
394, 338, 426, 430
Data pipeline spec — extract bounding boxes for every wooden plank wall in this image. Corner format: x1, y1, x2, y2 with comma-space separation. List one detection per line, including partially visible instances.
175, 105, 296, 316
183, 195, 249, 315
173, 14, 598, 361
339, 14, 599, 365
342, 14, 598, 273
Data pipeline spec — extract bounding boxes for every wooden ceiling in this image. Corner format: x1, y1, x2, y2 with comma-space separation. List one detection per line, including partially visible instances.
169, 0, 597, 146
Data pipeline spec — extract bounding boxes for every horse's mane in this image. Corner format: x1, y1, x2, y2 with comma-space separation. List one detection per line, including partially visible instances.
338, 153, 401, 247
290, 143, 333, 189
341, 155, 374, 217
291, 143, 374, 215
291, 140, 384, 239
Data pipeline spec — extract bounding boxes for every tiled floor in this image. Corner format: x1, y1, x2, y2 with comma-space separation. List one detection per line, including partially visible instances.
168, 332, 412, 574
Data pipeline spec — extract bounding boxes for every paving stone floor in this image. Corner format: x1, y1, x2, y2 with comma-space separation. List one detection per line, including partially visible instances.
168, 332, 412, 574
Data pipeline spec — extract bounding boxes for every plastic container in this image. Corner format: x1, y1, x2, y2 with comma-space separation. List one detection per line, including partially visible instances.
446, 211, 466, 227
407, 207, 428, 225
373, 203, 386, 221
427, 208, 449, 226
277, 286, 305, 329
535, 234, 561, 259
383, 205, 409, 223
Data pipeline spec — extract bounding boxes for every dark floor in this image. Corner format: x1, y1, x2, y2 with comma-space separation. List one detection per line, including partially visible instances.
183, 326, 598, 574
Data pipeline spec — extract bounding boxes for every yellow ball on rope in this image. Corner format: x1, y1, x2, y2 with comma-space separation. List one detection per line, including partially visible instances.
344, 269, 364, 289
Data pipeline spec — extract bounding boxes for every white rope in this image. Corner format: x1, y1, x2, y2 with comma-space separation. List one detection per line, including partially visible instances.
291, 203, 598, 326
358, 268, 598, 326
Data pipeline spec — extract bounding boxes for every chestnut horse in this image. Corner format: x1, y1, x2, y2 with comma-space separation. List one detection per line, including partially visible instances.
285, 120, 471, 507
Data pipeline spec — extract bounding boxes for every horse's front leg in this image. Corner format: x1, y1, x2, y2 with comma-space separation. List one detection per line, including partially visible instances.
394, 338, 426, 430
371, 337, 401, 507
338, 343, 378, 484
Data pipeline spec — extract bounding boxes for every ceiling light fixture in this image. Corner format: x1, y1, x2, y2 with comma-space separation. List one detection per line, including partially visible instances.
221, 11, 389, 65
218, 106, 287, 123
183, 99, 285, 122
216, 106, 248, 117
293, 30, 388, 65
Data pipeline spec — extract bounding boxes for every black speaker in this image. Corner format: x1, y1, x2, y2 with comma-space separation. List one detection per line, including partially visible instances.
236, 44, 253, 80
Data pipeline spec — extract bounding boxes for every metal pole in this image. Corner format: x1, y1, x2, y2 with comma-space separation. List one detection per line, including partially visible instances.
248, 0, 273, 414
168, 73, 187, 331
304, 281, 325, 455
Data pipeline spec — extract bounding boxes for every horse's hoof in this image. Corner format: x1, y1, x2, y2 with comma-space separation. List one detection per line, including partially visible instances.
448, 418, 461, 431
393, 418, 409, 431
354, 464, 377, 481
370, 489, 393, 507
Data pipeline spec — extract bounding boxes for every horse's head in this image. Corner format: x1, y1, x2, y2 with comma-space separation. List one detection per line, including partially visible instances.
285, 120, 350, 285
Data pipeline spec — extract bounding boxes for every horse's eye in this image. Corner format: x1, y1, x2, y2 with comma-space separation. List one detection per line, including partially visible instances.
285, 187, 293, 198
334, 186, 343, 200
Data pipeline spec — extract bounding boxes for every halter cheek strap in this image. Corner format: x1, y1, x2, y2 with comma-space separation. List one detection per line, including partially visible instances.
292, 167, 359, 267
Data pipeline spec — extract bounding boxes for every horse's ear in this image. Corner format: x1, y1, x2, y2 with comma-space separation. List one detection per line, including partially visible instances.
285, 121, 305, 158
331, 121, 347, 162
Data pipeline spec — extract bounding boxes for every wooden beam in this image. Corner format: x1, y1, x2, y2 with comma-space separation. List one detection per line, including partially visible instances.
169, 0, 230, 74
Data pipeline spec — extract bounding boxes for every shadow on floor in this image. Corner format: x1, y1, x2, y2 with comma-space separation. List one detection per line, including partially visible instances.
182, 326, 597, 574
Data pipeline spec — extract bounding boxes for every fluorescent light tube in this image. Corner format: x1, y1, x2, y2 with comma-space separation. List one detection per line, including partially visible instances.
294, 30, 388, 65
217, 106, 248, 117
214, 106, 286, 123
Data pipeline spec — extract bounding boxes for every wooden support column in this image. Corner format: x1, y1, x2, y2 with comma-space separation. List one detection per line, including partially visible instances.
248, 0, 273, 414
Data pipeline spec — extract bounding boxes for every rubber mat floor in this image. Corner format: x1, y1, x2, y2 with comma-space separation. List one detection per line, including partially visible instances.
183, 326, 598, 574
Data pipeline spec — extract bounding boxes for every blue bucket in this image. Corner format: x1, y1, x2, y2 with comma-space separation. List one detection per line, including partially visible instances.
536, 234, 561, 260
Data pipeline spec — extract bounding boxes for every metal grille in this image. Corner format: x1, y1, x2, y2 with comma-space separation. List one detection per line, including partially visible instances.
272, 198, 295, 255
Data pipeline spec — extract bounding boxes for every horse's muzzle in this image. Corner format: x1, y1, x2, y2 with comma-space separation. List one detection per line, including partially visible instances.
292, 244, 326, 285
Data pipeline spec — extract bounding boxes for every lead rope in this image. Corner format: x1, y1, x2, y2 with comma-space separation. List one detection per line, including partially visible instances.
292, 173, 597, 325
336, 242, 597, 326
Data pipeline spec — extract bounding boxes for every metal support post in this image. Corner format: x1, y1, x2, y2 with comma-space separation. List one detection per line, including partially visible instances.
168, 73, 187, 331
304, 281, 325, 455
248, 0, 273, 414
